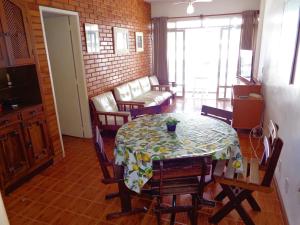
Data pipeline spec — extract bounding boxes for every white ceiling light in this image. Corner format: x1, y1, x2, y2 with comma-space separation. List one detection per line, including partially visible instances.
186, 2, 194, 14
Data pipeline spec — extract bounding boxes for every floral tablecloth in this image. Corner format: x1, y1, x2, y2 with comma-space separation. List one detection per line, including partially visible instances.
114, 113, 242, 193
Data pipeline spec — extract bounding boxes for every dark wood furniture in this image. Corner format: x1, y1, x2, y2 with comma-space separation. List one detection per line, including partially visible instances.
261, 120, 279, 166
209, 137, 284, 225
92, 122, 120, 200
231, 85, 264, 129
89, 99, 143, 132
151, 156, 210, 225
0, 0, 34, 68
130, 105, 162, 119
0, 104, 53, 193
92, 122, 147, 219
201, 105, 233, 125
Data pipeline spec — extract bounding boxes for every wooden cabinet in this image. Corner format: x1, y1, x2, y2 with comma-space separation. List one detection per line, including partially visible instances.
0, 105, 53, 193
231, 85, 264, 129
0, 122, 29, 186
0, 0, 34, 67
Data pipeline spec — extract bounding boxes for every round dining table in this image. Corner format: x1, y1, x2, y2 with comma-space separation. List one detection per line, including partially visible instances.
114, 113, 243, 193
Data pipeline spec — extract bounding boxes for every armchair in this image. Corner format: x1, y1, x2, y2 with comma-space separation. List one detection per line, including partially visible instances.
149, 75, 176, 98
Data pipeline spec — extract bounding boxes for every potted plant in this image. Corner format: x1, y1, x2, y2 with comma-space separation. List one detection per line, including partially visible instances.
165, 117, 180, 132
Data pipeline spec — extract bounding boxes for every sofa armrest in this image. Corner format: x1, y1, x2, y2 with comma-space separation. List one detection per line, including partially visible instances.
95, 111, 130, 125
151, 84, 171, 91
116, 100, 144, 111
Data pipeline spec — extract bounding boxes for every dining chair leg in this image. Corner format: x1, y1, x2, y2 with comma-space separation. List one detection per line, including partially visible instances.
191, 194, 198, 225
209, 185, 255, 225
105, 192, 119, 200
170, 195, 176, 225
214, 190, 226, 201
156, 197, 162, 225
246, 192, 261, 211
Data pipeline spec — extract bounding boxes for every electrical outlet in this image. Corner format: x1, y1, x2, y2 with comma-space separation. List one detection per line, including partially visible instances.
285, 177, 289, 194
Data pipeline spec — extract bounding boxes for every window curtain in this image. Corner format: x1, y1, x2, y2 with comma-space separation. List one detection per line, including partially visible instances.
240, 10, 259, 50
152, 17, 169, 85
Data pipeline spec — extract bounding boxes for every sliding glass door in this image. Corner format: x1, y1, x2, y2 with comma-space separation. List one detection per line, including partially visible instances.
167, 30, 185, 97
167, 16, 241, 100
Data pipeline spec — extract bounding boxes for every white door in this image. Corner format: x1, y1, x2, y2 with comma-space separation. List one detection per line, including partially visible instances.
44, 16, 84, 137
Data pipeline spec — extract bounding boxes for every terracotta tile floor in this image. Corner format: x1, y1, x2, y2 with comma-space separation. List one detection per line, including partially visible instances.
3, 98, 285, 225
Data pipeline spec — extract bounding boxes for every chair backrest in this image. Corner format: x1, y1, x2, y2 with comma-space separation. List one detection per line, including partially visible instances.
149, 75, 160, 86
261, 137, 283, 187
130, 105, 162, 119
268, 120, 279, 147
152, 156, 211, 195
92, 123, 112, 181
201, 105, 233, 125
261, 120, 279, 166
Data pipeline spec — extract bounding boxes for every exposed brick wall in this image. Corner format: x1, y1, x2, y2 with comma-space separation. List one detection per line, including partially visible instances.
22, 0, 152, 157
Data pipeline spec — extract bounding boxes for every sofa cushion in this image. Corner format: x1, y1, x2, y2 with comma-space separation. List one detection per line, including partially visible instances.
91, 92, 118, 112
142, 91, 172, 105
138, 77, 151, 93
114, 83, 133, 101
128, 79, 143, 98
149, 75, 160, 86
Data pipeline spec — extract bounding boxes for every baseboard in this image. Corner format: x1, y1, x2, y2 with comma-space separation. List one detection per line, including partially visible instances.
274, 177, 290, 225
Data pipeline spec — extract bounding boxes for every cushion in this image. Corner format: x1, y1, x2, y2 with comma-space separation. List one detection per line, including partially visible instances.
91, 92, 118, 112
128, 79, 143, 98
141, 91, 172, 105
114, 83, 133, 101
149, 75, 160, 86
138, 77, 151, 93
99, 114, 130, 126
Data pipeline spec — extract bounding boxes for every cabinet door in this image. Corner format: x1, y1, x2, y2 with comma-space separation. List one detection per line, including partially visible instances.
0, 0, 34, 66
0, 124, 29, 183
23, 117, 52, 166
0, 18, 8, 67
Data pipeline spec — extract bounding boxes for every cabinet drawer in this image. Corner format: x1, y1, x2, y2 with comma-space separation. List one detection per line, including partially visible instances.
21, 105, 43, 120
0, 113, 20, 128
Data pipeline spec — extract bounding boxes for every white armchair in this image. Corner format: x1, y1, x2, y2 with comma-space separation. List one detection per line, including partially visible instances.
149, 75, 176, 98
90, 92, 135, 131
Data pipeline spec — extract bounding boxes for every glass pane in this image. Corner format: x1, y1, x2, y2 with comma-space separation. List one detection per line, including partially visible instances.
176, 32, 183, 85
167, 32, 176, 82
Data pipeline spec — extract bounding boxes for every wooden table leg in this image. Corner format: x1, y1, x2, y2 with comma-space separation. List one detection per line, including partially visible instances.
106, 165, 147, 220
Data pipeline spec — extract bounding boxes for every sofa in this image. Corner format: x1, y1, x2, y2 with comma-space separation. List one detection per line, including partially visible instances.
90, 76, 173, 131
114, 76, 172, 108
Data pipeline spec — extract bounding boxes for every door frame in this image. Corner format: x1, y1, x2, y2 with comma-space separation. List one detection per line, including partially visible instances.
39, 6, 92, 157
167, 29, 186, 98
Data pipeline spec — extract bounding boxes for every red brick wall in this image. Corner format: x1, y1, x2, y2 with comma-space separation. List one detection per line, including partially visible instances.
22, 0, 152, 157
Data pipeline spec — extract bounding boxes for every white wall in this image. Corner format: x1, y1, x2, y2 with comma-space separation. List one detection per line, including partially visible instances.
151, 0, 260, 18
258, 0, 300, 224
0, 193, 9, 225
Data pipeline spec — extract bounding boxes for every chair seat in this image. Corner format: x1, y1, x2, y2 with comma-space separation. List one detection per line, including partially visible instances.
214, 158, 273, 194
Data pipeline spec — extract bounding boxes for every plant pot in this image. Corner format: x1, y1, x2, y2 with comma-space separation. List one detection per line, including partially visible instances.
167, 124, 176, 132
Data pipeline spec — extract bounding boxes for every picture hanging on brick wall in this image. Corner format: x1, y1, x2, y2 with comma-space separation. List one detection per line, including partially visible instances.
113, 27, 130, 54
135, 32, 144, 52
84, 23, 100, 53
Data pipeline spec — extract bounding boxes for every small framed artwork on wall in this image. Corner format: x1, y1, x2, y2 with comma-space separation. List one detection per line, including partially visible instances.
113, 27, 130, 54
84, 23, 100, 53
290, 7, 300, 84
135, 32, 144, 52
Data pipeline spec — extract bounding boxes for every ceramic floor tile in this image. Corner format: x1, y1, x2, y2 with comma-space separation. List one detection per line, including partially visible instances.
3, 98, 285, 225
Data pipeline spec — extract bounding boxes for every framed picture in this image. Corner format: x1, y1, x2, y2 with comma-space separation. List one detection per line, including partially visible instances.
84, 23, 100, 53
290, 7, 300, 84
113, 27, 129, 54
135, 32, 144, 52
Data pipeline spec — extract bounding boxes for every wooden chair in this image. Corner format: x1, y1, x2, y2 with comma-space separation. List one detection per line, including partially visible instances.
130, 105, 162, 119
209, 137, 284, 225
151, 156, 211, 225
92, 123, 120, 200
261, 120, 279, 166
201, 105, 233, 125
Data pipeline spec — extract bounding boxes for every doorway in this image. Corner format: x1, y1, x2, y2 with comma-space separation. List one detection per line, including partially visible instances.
40, 7, 92, 155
